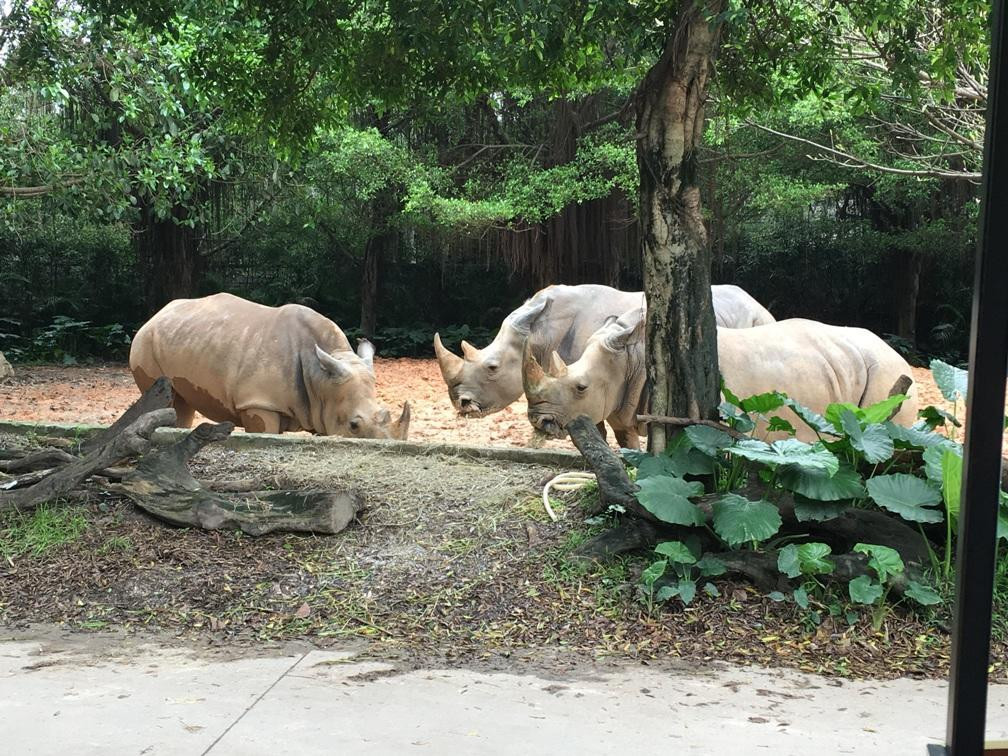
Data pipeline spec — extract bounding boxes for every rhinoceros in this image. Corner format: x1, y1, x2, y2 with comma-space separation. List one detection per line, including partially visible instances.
523, 309, 917, 447
434, 283, 773, 419
129, 293, 410, 438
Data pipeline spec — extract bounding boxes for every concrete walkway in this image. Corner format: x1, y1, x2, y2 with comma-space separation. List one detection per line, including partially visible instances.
1, 634, 1006, 755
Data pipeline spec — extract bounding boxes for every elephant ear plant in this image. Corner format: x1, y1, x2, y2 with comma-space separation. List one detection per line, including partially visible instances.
618, 360, 1008, 624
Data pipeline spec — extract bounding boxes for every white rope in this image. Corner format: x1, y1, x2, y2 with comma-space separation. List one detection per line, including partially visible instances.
541, 471, 596, 522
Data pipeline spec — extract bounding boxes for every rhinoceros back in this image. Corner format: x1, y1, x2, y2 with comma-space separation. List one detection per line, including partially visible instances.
129, 293, 350, 424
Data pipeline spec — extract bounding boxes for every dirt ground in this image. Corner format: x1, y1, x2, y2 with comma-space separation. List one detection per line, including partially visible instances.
0, 361, 965, 448
1, 432, 997, 681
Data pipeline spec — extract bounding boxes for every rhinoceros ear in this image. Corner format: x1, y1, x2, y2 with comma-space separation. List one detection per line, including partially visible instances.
356, 338, 375, 371
507, 296, 550, 335
603, 308, 646, 352
434, 333, 464, 382
522, 340, 547, 394
548, 351, 568, 378
315, 344, 353, 383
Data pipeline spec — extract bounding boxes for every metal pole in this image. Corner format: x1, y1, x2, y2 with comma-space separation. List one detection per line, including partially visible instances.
940, 1, 1008, 753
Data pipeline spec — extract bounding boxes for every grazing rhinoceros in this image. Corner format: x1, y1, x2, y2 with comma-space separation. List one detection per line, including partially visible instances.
129, 293, 410, 438
522, 308, 917, 448
434, 284, 774, 419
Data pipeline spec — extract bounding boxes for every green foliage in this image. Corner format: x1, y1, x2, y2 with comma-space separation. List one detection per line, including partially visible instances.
0, 504, 88, 559
634, 476, 705, 527
777, 543, 834, 579
865, 474, 944, 524
712, 494, 782, 547
931, 359, 969, 403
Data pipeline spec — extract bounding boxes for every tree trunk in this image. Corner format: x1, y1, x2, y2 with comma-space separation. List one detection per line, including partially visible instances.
894, 249, 923, 342
636, 1, 726, 453
359, 192, 398, 340
136, 202, 202, 314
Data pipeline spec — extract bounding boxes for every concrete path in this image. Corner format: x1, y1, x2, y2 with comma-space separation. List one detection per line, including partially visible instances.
1, 634, 1006, 755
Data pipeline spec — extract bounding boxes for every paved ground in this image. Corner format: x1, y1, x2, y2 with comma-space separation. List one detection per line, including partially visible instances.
2, 632, 1007, 755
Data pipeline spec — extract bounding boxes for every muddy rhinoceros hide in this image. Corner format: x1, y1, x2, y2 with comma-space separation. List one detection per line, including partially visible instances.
0, 351, 13, 381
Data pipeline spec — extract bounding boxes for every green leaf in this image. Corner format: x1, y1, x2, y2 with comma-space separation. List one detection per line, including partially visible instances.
677, 579, 697, 605
740, 391, 788, 414
865, 474, 944, 523
635, 476, 705, 527
721, 381, 743, 408
663, 434, 716, 476
785, 398, 838, 435
849, 575, 883, 605
796, 542, 835, 575
703, 581, 720, 597
826, 402, 863, 429
793, 586, 810, 609
888, 421, 959, 450
861, 394, 910, 424
905, 580, 943, 606
712, 494, 782, 547
793, 496, 848, 522
636, 455, 681, 481
655, 541, 696, 565
696, 554, 727, 577
777, 544, 802, 578
655, 585, 678, 602
941, 449, 963, 524
854, 543, 905, 582
620, 448, 649, 467
931, 359, 968, 402
767, 591, 787, 602
641, 559, 667, 587
720, 402, 756, 433
779, 463, 866, 501
684, 425, 735, 456
728, 438, 840, 475
919, 405, 961, 429
840, 410, 894, 464
767, 416, 797, 435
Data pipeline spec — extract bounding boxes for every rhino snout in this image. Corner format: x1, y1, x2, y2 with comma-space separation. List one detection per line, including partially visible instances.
457, 395, 483, 417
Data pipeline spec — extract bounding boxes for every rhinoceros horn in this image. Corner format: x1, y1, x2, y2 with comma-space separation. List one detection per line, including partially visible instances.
394, 401, 411, 440
460, 339, 480, 361
356, 339, 376, 371
433, 333, 464, 382
522, 340, 547, 394
548, 351, 568, 378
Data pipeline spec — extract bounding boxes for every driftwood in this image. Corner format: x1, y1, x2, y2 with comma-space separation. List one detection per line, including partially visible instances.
565, 416, 653, 521
0, 449, 76, 474
117, 421, 362, 536
0, 408, 176, 513
81, 376, 174, 454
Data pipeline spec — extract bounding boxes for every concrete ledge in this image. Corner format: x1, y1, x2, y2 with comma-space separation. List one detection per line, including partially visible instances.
0, 420, 585, 469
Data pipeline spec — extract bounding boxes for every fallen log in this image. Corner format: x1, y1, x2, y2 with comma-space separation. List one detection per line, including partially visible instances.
0, 408, 177, 513
0, 448, 76, 474
81, 376, 174, 454
118, 421, 363, 536
565, 415, 651, 520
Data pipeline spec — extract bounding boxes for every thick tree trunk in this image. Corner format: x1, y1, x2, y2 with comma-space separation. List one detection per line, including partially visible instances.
894, 249, 923, 342
136, 203, 202, 314
636, 1, 725, 454
359, 191, 398, 340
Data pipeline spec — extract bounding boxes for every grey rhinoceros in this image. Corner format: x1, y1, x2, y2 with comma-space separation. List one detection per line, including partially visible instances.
129, 293, 410, 438
434, 284, 774, 422
522, 308, 917, 448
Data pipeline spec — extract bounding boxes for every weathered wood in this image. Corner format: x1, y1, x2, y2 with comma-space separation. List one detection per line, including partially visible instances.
0, 409, 177, 513
572, 519, 663, 562
0, 448, 76, 473
886, 374, 914, 420
635, 414, 747, 440
566, 415, 653, 521
118, 422, 363, 536
82, 376, 173, 454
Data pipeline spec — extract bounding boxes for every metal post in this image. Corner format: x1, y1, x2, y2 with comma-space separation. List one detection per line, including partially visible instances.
939, 1, 1008, 753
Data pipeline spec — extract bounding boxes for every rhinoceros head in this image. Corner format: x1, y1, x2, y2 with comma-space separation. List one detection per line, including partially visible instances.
522, 308, 645, 437
433, 297, 549, 418
313, 341, 411, 440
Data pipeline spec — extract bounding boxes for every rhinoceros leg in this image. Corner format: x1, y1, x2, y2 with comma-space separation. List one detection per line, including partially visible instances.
614, 429, 640, 450
239, 409, 282, 435
173, 395, 197, 429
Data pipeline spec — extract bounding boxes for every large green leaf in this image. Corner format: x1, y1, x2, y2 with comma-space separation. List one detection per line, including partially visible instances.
785, 398, 838, 435
712, 494, 782, 546
663, 434, 717, 476
740, 391, 788, 414
854, 543, 905, 582
767, 416, 797, 435
796, 542, 835, 575
861, 394, 910, 424
826, 402, 863, 429
931, 359, 968, 403
696, 554, 727, 577
779, 463, 866, 501
728, 438, 840, 475
640, 559, 667, 587
620, 448, 649, 467
849, 575, 883, 605
677, 578, 697, 605
941, 449, 963, 525
905, 580, 943, 606
654, 541, 696, 565
636, 455, 681, 481
684, 425, 735, 456
886, 421, 959, 450
865, 474, 944, 523
840, 409, 894, 464
719, 401, 756, 433
635, 476, 705, 527
793, 496, 849, 522
777, 544, 802, 578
